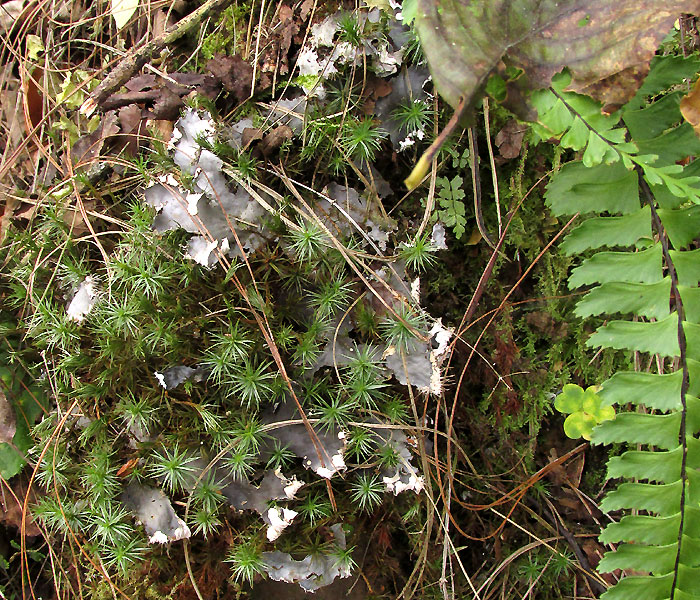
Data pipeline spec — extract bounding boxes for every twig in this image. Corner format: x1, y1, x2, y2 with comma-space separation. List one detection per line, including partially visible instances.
468, 126, 496, 250
80, 0, 235, 116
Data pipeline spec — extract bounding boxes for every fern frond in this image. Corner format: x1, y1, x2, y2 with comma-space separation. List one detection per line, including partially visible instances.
543, 51, 700, 600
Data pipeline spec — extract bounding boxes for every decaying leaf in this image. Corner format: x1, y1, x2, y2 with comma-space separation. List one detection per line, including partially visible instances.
218, 468, 303, 541
0, 1, 25, 33
316, 183, 396, 251
71, 111, 119, 167
495, 119, 527, 159
415, 0, 700, 116
375, 66, 431, 147
373, 424, 425, 495
110, 0, 139, 30
206, 54, 254, 104
121, 483, 191, 544
153, 365, 203, 390
262, 523, 352, 591
0, 477, 41, 536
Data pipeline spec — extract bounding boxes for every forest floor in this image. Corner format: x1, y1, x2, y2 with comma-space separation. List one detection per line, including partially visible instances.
0, 1, 675, 598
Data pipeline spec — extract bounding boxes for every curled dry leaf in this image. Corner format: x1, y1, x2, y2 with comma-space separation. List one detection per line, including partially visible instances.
415, 0, 700, 116
71, 111, 119, 167
681, 77, 700, 137
494, 119, 527, 160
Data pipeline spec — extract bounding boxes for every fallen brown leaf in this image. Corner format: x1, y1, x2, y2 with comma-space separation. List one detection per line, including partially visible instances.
495, 119, 527, 160
207, 54, 253, 104
681, 77, 700, 137
0, 476, 41, 537
71, 111, 120, 167
260, 124, 293, 155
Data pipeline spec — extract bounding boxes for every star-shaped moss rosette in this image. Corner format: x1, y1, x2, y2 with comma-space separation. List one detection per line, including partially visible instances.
554, 384, 615, 441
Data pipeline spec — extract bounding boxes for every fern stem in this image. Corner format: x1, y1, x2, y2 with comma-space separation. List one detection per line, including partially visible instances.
639, 173, 689, 600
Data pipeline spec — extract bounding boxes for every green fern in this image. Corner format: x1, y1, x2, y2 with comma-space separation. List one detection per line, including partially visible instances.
544, 54, 700, 600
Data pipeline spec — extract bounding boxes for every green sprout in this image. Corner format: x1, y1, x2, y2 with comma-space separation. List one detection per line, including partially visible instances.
554, 384, 615, 440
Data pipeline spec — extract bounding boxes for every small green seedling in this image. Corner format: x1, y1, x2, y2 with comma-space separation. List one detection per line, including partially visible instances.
554, 384, 615, 440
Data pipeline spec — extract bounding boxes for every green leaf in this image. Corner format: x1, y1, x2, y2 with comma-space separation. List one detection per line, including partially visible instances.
598, 361, 700, 411
582, 130, 620, 166
568, 246, 662, 289
628, 55, 700, 110
599, 536, 700, 575
586, 314, 680, 358
651, 159, 700, 210
681, 286, 700, 324
546, 161, 640, 217
600, 508, 700, 545
591, 404, 700, 450
599, 573, 671, 600
415, 0, 689, 115
563, 412, 597, 440
556, 384, 613, 440
575, 279, 672, 320
401, 0, 417, 25
658, 206, 700, 250
606, 444, 686, 484
636, 123, 700, 165
553, 383, 585, 413
0, 366, 47, 479
600, 480, 684, 517
623, 92, 684, 141
671, 248, 700, 287
561, 206, 652, 255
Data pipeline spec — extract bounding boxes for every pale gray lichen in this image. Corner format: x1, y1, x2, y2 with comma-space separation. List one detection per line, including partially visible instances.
121, 483, 191, 544
384, 318, 453, 395
66, 276, 98, 323
260, 397, 347, 479
153, 365, 204, 390
144, 110, 268, 266
262, 523, 351, 592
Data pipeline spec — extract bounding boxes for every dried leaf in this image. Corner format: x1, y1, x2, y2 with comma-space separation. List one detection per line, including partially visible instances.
681, 77, 700, 137
206, 54, 253, 103
494, 119, 527, 159
0, 478, 41, 536
71, 111, 119, 167
416, 0, 700, 116
111, 0, 139, 30
260, 124, 293, 155
260, 397, 347, 479
384, 318, 452, 395
0, 0, 24, 33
